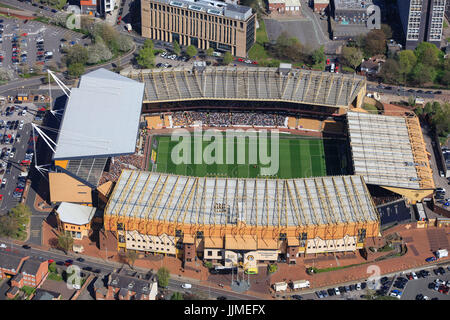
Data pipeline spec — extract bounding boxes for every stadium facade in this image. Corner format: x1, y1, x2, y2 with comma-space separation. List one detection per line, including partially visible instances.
104, 170, 379, 268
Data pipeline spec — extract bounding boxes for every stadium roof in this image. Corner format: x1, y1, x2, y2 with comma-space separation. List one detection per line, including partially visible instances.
53, 68, 145, 160
105, 170, 378, 227
347, 112, 422, 189
120, 66, 366, 109
56, 202, 96, 225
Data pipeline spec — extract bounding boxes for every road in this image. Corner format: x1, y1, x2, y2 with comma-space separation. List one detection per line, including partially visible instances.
366, 84, 436, 99
0, 241, 264, 300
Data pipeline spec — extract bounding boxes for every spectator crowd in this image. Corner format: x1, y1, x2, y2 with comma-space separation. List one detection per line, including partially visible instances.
99, 154, 145, 185
171, 111, 286, 128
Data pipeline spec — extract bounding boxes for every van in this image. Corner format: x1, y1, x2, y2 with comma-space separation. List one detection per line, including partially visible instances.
181, 283, 192, 289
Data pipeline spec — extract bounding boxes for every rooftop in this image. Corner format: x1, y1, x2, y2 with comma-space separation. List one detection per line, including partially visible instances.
120, 66, 366, 109
108, 271, 156, 296
53, 68, 145, 160
56, 202, 97, 225
150, 0, 253, 21
21, 258, 43, 275
0, 251, 25, 272
334, 0, 373, 10
105, 170, 379, 227
347, 112, 433, 189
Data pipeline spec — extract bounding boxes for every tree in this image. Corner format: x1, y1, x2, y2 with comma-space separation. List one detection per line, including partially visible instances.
173, 41, 181, 56
48, 262, 57, 273
9, 204, 31, 227
408, 95, 416, 107
440, 70, 450, 86
423, 102, 433, 115
126, 250, 138, 269
143, 39, 154, 51
432, 103, 450, 137
0, 67, 13, 82
380, 24, 393, 39
171, 292, 183, 300
363, 29, 387, 56
410, 63, 434, 85
414, 106, 423, 116
136, 46, 155, 69
157, 267, 170, 288
312, 46, 325, 65
117, 34, 134, 52
341, 46, 363, 70
380, 58, 401, 84
414, 42, 440, 67
87, 38, 113, 64
396, 50, 417, 83
273, 32, 305, 62
66, 44, 89, 66
206, 47, 214, 57
67, 63, 85, 78
222, 51, 233, 65
0, 215, 19, 237
57, 231, 74, 254
186, 45, 197, 58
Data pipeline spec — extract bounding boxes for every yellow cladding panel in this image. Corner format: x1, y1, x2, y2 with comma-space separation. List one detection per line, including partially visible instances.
55, 160, 68, 169
381, 186, 434, 204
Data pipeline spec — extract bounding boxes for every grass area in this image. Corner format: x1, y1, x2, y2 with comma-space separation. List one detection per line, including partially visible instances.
248, 19, 270, 62
378, 243, 394, 252
152, 134, 327, 179
363, 103, 379, 113
19, 73, 39, 79
34, 16, 50, 24
308, 261, 369, 273
20, 286, 36, 297
48, 272, 63, 282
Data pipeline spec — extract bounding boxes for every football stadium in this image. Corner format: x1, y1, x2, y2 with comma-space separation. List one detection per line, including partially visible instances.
47, 64, 435, 270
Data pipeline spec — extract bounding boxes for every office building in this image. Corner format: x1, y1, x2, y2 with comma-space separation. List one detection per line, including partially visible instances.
141, 0, 256, 57
398, 0, 446, 50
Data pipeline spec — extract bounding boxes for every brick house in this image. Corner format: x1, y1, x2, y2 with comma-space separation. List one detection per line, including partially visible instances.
313, 0, 329, 13
94, 270, 158, 300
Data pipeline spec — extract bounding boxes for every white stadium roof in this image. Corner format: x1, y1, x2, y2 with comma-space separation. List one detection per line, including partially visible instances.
105, 170, 379, 227
56, 202, 96, 225
347, 112, 420, 189
53, 68, 145, 160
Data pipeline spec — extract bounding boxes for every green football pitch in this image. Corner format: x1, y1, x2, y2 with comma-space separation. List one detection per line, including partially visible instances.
151, 134, 328, 179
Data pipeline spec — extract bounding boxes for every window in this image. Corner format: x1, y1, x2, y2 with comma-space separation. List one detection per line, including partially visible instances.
217, 251, 222, 257
207, 251, 213, 256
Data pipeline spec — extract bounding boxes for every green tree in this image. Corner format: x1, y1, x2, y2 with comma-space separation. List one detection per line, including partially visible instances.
66, 44, 89, 66
396, 50, 417, 83
440, 70, 450, 86
408, 95, 416, 107
9, 204, 31, 227
363, 29, 387, 56
341, 46, 363, 70
206, 47, 214, 57
0, 215, 19, 237
222, 51, 233, 65
157, 267, 170, 288
173, 41, 181, 56
424, 102, 433, 114
136, 46, 155, 69
312, 46, 325, 65
143, 39, 154, 51
380, 24, 393, 39
171, 292, 184, 300
432, 103, 450, 137
410, 63, 434, 85
414, 42, 440, 67
414, 106, 423, 116
67, 63, 85, 78
48, 262, 57, 273
186, 45, 198, 58
57, 231, 74, 254
380, 58, 401, 84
